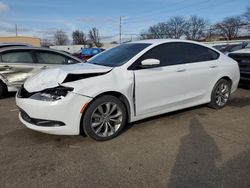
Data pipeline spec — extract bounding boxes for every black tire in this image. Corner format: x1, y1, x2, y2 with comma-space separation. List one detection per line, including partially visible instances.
0, 80, 7, 99
208, 79, 231, 109
82, 95, 127, 141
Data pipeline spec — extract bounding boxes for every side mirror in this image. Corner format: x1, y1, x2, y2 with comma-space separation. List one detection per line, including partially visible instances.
140, 59, 160, 68
67, 59, 74, 64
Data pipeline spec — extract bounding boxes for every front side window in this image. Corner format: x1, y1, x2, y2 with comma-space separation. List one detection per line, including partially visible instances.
1, 51, 33, 63
87, 43, 150, 67
35, 51, 75, 64
129, 43, 185, 69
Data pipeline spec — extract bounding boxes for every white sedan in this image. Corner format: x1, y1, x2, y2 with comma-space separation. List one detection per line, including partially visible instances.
16, 39, 240, 141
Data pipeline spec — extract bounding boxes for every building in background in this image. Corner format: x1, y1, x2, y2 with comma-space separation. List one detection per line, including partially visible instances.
0, 36, 41, 47
50, 43, 117, 53
50, 45, 87, 54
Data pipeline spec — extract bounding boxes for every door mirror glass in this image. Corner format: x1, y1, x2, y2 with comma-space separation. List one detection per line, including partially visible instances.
140, 59, 160, 67
67, 59, 74, 64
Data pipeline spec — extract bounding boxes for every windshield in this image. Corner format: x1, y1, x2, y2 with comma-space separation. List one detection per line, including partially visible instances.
81, 48, 92, 55
87, 43, 150, 67
245, 43, 250, 48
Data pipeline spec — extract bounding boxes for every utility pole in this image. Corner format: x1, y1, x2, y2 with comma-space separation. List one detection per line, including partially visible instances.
119, 16, 122, 44
15, 24, 18, 36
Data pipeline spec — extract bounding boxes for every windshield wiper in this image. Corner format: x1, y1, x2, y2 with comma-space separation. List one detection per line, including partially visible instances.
89, 62, 115, 67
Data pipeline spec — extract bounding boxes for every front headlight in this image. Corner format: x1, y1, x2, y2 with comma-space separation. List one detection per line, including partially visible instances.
30, 86, 73, 101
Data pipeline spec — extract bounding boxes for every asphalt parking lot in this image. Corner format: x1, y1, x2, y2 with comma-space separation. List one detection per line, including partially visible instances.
0, 88, 250, 188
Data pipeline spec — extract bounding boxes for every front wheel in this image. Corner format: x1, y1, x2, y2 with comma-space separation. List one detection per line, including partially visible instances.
82, 95, 127, 141
208, 79, 231, 109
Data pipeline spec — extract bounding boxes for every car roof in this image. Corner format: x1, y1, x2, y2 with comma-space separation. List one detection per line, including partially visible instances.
0, 43, 31, 47
0, 46, 67, 54
130, 39, 199, 44
0, 46, 84, 62
129, 39, 220, 53
229, 48, 250, 54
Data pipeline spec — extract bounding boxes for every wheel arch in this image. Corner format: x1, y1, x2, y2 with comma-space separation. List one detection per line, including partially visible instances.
79, 91, 132, 135
219, 76, 232, 85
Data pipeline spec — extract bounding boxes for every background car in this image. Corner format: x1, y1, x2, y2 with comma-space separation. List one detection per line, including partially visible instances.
72, 48, 104, 61
0, 47, 83, 98
16, 39, 240, 141
212, 42, 249, 54
228, 48, 250, 86
0, 43, 32, 49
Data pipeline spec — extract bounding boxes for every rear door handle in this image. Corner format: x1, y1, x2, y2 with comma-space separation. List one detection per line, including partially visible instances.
210, 65, 218, 68
41, 66, 47, 70
175, 68, 186, 72
3, 65, 13, 70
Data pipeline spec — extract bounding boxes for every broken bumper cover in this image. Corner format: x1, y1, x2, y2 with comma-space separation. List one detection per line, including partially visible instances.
16, 91, 92, 135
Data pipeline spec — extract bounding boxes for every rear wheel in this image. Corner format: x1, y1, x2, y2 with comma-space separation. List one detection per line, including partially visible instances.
208, 79, 231, 109
0, 80, 7, 99
82, 95, 127, 141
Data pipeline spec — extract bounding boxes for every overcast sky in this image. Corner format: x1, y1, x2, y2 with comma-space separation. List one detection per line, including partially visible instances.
0, 0, 249, 42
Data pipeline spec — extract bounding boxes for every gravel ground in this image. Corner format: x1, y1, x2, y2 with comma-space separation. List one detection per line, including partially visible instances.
0, 88, 250, 188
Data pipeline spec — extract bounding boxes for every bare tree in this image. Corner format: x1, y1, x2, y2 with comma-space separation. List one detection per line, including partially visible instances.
54, 30, 69, 45
89, 28, 103, 47
140, 22, 172, 39
72, 30, 86, 45
41, 38, 53, 47
214, 17, 243, 40
167, 16, 187, 39
244, 7, 250, 22
184, 16, 208, 40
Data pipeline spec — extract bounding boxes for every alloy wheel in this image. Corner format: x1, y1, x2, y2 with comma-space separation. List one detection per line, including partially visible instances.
215, 82, 230, 107
90, 102, 123, 137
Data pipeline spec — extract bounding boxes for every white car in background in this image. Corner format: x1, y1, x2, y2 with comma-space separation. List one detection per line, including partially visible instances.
16, 39, 240, 141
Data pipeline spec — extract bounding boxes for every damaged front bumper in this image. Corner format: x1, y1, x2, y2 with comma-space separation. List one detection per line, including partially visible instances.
16, 86, 92, 135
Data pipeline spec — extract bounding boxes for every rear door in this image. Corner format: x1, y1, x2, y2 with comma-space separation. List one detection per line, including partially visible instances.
181, 43, 221, 102
34, 50, 80, 70
0, 50, 36, 87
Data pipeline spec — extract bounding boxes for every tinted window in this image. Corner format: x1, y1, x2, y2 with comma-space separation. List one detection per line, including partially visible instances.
130, 43, 184, 69
87, 43, 150, 67
35, 52, 78, 64
1, 51, 33, 63
92, 49, 99, 55
181, 43, 219, 63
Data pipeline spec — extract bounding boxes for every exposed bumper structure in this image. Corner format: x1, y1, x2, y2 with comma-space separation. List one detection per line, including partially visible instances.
16, 92, 92, 135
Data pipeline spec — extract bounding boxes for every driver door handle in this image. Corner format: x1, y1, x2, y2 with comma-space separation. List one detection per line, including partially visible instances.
3, 65, 13, 70
41, 66, 47, 70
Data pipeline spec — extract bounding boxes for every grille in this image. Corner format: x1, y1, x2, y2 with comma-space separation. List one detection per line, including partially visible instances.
19, 108, 65, 127
17, 85, 34, 98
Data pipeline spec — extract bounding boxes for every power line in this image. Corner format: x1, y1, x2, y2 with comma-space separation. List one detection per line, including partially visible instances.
119, 16, 122, 44
121, 23, 250, 37
15, 24, 18, 36
125, 0, 214, 25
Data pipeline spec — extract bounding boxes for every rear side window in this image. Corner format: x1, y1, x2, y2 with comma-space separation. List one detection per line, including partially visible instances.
1, 51, 33, 63
181, 43, 219, 63
35, 52, 73, 64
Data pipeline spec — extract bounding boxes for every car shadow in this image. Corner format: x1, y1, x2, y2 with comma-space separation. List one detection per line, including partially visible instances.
219, 150, 250, 188
238, 83, 250, 89
123, 104, 208, 133
3, 92, 16, 99
167, 118, 222, 188
228, 97, 250, 108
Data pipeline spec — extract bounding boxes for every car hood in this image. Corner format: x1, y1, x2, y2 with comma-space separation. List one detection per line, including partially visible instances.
24, 63, 112, 92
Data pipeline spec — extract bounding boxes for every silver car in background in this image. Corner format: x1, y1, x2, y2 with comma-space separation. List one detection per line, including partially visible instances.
0, 47, 83, 98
